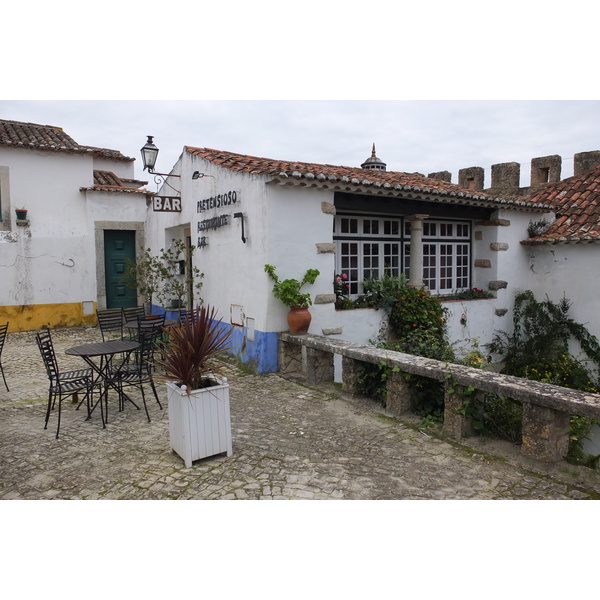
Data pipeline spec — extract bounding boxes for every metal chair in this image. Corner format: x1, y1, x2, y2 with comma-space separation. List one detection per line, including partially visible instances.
0, 322, 9, 391
123, 306, 146, 322
113, 325, 163, 421
136, 313, 165, 337
36, 329, 93, 438
97, 308, 124, 341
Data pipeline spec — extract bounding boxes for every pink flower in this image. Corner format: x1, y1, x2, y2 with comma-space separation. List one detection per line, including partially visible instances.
336, 277, 341, 283
342, 273, 348, 279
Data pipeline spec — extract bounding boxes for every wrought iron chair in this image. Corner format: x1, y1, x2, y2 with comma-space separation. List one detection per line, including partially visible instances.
123, 306, 146, 323
97, 308, 124, 341
36, 329, 94, 438
113, 325, 163, 422
0, 322, 9, 391
122, 306, 146, 341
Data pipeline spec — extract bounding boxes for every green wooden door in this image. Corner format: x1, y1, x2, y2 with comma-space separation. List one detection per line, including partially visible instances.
104, 230, 136, 309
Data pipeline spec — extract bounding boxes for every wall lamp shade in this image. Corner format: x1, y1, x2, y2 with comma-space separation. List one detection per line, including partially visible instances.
141, 135, 159, 172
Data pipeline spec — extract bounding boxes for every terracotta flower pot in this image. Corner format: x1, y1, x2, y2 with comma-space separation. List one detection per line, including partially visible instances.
287, 306, 312, 334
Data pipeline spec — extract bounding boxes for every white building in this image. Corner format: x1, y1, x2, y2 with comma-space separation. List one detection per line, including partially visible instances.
0, 119, 152, 331
145, 144, 554, 372
5, 117, 598, 381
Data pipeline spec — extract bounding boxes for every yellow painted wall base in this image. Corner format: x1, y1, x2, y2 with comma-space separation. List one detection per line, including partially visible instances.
0, 302, 98, 332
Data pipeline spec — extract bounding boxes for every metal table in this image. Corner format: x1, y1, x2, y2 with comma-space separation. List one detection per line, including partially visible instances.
66, 340, 140, 428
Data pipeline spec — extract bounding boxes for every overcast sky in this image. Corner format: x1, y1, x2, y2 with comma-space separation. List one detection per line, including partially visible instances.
4, 2, 599, 195
2, 99, 598, 190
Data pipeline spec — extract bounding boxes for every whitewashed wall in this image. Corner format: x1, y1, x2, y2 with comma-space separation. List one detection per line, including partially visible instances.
0, 145, 144, 328
0, 149, 93, 307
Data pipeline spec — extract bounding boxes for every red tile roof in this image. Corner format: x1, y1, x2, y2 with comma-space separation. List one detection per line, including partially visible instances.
0, 119, 133, 161
186, 146, 551, 212
522, 165, 600, 244
79, 170, 152, 195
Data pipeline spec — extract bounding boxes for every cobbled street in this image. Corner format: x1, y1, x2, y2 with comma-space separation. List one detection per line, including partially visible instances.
1, 326, 600, 500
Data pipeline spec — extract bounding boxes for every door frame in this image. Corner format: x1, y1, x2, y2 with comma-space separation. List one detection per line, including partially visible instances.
95, 221, 146, 310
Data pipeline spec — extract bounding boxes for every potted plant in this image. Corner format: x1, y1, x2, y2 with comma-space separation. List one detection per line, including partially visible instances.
122, 248, 161, 315
15, 208, 28, 220
264, 264, 320, 334
155, 239, 204, 313
155, 305, 234, 467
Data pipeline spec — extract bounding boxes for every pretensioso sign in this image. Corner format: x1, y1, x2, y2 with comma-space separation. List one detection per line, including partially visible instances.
195, 191, 239, 248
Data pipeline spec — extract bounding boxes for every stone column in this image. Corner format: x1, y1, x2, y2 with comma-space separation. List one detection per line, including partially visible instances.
306, 347, 334, 385
342, 356, 361, 395
406, 214, 428, 289
442, 382, 473, 438
521, 402, 570, 462
278, 338, 302, 374
386, 369, 413, 416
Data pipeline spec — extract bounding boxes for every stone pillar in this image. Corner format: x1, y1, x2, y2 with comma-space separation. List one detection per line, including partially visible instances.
530, 155, 561, 186
574, 151, 600, 177
521, 402, 570, 462
442, 382, 472, 438
278, 339, 302, 375
490, 162, 521, 196
306, 347, 334, 385
386, 369, 413, 415
458, 166, 485, 191
406, 214, 428, 289
342, 356, 361, 395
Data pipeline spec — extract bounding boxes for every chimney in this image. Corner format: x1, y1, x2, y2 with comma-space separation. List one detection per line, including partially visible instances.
530, 155, 561, 187
574, 151, 600, 177
458, 166, 484, 191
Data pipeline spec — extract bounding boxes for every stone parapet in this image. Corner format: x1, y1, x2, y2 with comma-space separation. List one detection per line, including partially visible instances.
279, 332, 600, 463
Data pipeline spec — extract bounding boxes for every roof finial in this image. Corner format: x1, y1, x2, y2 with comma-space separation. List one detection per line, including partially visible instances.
361, 143, 386, 171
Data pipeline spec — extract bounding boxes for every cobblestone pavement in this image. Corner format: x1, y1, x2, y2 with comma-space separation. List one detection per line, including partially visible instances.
1, 326, 600, 500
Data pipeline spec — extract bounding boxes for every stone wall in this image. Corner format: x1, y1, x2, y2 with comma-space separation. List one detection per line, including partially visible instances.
279, 332, 600, 463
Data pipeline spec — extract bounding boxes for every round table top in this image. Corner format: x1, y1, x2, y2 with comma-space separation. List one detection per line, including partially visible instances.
65, 340, 139, 358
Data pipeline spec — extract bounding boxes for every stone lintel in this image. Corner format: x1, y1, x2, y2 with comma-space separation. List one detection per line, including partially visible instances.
314, 293, 336, 305
321, 201, 336, 215
316, 243, 335, 254
490, 242, 509, 251
322, 327, 343, 336
475, 219, 511, 227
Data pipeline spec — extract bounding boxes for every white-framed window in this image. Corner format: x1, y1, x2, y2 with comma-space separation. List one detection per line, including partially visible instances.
334, 214, 471, 296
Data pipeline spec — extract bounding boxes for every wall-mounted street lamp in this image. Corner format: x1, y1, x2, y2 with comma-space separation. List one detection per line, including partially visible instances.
141, 135, 180, 194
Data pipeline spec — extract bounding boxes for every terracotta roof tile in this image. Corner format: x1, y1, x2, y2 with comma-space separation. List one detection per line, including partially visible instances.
0, 119, 133, 161
186, 146, 551, 211
79, 170, 152, 195
522, 165, 600, 244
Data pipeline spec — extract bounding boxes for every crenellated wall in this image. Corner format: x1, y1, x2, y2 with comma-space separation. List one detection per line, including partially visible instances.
433, 151, 600, 198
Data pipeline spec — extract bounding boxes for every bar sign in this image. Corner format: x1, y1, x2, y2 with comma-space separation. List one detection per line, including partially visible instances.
153, 196, 182, 212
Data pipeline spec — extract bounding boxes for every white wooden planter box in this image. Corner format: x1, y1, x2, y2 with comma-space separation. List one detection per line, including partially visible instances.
166, 378, 232, 468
